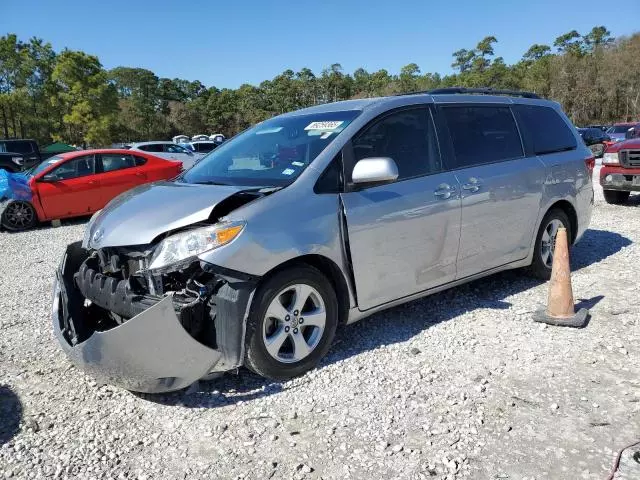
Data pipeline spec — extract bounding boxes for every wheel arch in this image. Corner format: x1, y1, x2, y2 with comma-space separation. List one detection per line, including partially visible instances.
256, 254, 351, 325
546, 199, 578, 244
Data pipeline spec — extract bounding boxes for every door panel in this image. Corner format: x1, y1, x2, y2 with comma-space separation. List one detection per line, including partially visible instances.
95, 153, 142, 207
37, 155, 100, 219
438, 104, 544, 278
454, 158, 543, 278
342, 174, 461, 310
341, 106, 460, 311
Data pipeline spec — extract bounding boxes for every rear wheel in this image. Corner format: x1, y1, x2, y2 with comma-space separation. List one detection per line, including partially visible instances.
528, 209, 571, 280
1, 201, 37, 231
245, 265, 338, 380
603, 190, 630, 205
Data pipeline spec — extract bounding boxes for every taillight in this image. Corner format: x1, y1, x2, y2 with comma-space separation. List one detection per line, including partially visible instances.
584, 156, 595, 179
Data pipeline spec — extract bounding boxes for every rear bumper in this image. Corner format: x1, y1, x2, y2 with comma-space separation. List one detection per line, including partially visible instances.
52, 242, 255, 393
600, 166, 640, 192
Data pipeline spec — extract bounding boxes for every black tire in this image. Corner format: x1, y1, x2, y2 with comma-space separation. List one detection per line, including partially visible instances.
528, 208, 571, 280
244, 265, 338, 381
1, 201, 38, 231
603, 190, 630, 205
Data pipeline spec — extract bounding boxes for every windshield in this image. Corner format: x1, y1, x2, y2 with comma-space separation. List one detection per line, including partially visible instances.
29, 155, 64, 176
607, 125, 632, 134
182, 110, 360, 187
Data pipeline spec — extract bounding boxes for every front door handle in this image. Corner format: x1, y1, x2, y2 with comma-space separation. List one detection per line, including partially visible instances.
434, 183, 455, 199
462, 177, 481, 193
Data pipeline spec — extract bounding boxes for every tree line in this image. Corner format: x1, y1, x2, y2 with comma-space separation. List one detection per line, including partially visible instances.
1, 26, 639, 147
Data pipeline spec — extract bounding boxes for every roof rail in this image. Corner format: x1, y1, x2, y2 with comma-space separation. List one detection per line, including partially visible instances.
398, 87, 541, 100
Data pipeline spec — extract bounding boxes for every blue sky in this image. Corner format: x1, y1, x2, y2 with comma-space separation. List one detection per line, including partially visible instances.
2, 0, 638, 89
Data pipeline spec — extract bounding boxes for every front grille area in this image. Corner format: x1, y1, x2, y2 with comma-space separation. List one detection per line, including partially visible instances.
620, 149, 640, 168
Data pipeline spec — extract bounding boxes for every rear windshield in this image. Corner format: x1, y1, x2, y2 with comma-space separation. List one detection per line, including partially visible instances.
513, 105, 577, 155
0, 140, 34, 154
181, 110, 360, 187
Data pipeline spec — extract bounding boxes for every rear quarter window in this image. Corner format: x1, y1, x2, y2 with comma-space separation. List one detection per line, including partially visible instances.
133, 155, 147, 166
513, 105, 577, 155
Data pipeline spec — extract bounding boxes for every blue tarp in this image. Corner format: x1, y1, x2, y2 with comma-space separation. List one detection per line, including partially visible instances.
0, 170, 33, 202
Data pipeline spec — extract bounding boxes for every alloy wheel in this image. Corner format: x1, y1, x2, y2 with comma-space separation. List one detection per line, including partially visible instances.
262, 283, 326, 364
3, 201, 35, 230
540, 219, 564, 269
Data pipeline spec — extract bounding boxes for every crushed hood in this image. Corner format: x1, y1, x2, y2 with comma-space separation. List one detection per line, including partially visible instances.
86, 181, 245, 248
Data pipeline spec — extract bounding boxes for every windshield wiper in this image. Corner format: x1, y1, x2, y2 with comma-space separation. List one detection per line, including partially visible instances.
191, 180, 230, 186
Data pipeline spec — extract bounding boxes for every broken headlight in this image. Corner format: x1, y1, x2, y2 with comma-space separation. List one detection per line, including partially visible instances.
149, 221, 245, 270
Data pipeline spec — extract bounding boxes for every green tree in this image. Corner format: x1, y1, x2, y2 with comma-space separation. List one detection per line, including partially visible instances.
52, 50, 117, 146
398, 63, 421, 93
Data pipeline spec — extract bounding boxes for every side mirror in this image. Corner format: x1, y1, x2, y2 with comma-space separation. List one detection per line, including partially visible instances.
625, 128, 635, 139
40, 173, 58, 182
352, 157, 399, 186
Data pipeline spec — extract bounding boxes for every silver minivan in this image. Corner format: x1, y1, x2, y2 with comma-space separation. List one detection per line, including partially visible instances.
53, 88, 594, 393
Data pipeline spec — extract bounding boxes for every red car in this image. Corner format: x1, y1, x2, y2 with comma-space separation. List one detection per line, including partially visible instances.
1, 149, 182, 230
600, 138, 640, 204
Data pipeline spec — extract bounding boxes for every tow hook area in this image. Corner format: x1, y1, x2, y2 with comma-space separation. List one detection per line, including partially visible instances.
52, 241, 256, 393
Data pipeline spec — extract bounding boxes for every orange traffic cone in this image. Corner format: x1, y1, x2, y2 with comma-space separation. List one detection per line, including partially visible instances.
534, 227, 589, 328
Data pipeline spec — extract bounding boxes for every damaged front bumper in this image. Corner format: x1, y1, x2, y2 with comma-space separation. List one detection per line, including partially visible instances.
52, 242, 256, 393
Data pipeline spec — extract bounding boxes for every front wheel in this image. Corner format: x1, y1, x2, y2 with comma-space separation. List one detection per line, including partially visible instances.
528, 209, 571, 280
603, 190, 630, 205
1, 201, 38, 231
245, 265, 338, 380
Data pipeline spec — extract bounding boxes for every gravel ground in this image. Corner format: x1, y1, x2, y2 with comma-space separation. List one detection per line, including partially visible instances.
1, 170, 639, 480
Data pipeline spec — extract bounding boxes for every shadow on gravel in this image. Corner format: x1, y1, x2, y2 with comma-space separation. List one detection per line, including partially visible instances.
0, 385, 22, 445
0, 215, 89, 234
570, 229, 632, 271
144, 228, 629, 408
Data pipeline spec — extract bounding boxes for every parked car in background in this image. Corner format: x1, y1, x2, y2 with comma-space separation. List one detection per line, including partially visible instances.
605, 123, 640, 144
172, 135, 190, 144
183, 141, 218, 159
0, 149, 181, 230
126, 141, 197, 169
600, 137, 640, 204
586, 124, 609, 132
577, 127, 610, 158
210, 133, 226, 144
0, 139, 41, 172
52, 87, 594, 393
191, 134, 210, 141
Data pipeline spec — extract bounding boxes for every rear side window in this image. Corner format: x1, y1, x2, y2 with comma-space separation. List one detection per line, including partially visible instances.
165, 144, 190, 154
513, 105, 577, 155
352, 108, 441, 181
442, 106, 523, 168
138, 144, 164, 153
100, 153, 135, 172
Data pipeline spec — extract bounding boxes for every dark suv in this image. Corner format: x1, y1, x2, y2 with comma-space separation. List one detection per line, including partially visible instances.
0, 139, 42, 172
577, 127, 610, 158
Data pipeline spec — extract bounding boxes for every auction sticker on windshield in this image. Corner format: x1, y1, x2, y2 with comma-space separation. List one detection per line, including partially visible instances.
304, 121, 344, 131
